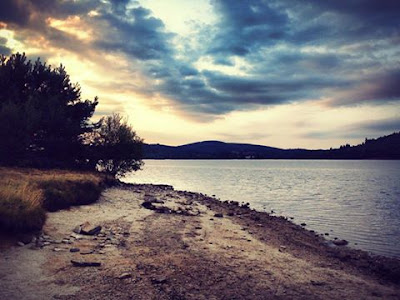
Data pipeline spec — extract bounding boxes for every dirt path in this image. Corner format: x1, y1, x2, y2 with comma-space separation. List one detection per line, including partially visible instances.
1, 184, 399, 299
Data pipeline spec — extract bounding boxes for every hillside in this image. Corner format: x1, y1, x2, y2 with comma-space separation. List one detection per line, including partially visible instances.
143, 132, 400, 159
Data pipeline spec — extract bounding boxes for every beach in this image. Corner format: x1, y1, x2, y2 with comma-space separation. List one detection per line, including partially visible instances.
1, 183, 399, 299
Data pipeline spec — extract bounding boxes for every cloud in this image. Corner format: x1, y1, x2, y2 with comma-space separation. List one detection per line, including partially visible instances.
92, 6, 173, 60
304, 117, 400, 140
0, 0, 399, 119
0, 37, 11, 55
351, 118, 400, 133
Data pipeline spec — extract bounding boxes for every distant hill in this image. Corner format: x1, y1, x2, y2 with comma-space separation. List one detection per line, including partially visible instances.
143, 132, 400, 159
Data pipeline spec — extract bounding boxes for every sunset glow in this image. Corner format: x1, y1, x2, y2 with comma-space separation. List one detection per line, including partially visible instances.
1, 0, 399, 148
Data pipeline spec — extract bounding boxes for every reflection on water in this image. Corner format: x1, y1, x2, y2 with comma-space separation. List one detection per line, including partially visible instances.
124, 160, 400, 258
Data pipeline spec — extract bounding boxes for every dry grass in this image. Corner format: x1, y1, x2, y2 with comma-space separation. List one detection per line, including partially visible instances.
0, 167, 108, 232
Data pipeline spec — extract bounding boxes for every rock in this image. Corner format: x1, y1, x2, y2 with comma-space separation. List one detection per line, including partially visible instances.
118, 273, 132, 280
333, 239, 348, 246
73, 225, 82, 234
214, 213, 223, 218
53, 247, 65, 252
195, 226, 202, 230
17, 241, 25, 247
19, 234, 33, 244
71, 260, 101, 267
311, 280, 326, 286
300, 223, 307, 226
70, 233, 82, 240
141, 201, 156, 210
81, 224, 102, 236
62, 239, 71, 244
70, 248, 80, 253
151, 277, 167, 284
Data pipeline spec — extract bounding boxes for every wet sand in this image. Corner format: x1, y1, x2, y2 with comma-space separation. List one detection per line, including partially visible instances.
1, 183, 399, 299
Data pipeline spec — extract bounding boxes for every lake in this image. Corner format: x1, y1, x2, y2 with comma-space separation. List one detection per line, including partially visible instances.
124, 160, 400, 258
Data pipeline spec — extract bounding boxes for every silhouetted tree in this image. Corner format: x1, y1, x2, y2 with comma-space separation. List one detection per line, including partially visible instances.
88, 113, 143, 177
0, 53, 98, 166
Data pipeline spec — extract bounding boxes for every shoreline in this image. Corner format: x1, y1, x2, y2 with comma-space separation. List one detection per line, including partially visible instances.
1, 182, 399, 299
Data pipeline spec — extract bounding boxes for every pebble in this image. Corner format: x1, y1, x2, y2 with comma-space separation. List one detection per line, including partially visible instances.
71, 260, 101, 267
118, 273, 132, 280
70, 248, 80, 253
17, 242, 25, 247
333, 239, 348, 246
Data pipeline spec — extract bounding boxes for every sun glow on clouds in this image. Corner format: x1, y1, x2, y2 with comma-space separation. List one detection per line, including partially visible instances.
0, 0, 399, 148
47, 16, 93, 41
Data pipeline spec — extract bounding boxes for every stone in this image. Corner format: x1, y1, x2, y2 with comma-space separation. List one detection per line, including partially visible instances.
118, 273, 132, 280
333, 239, 348, 246
214, 213, 223, 218
300, 223, 307, 226
73, 225, 82, 234
70, 233, 82, 240
19, 234, 33, 244
70, 248, 80, 253
81, 224, 102, 236
151, 277, 167, 284
17, 241, 25, 247
71, 260, 101, 267
311, 280, 326, 286
53, 247, 65, 252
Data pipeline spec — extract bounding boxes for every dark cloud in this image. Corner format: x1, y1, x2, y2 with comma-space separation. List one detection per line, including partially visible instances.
351, 118, 400, 133
208, 0, 289, 56
92, 6, 173, 60
0, 37, 11, 55
0, 0, 31, 26
304, 117, 400, 140
0, 0, 399, 117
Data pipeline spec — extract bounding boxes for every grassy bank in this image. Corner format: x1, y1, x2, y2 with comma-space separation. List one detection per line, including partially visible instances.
0, 167, 109, 233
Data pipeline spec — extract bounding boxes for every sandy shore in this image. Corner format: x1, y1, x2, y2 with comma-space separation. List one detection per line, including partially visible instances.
1, 183, 399, 299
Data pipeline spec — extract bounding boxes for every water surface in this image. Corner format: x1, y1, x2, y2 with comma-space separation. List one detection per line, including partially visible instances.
124, 160, 400, 258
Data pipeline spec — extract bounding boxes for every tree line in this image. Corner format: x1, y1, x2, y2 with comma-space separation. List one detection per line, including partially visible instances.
0, 53, 142, 177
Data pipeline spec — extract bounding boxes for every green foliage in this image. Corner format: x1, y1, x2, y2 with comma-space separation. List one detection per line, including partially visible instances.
89, 113, 143, 177
0, 53, 98, 167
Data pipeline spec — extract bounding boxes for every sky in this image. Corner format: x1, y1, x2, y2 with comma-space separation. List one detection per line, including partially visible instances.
0, 0, 399, 149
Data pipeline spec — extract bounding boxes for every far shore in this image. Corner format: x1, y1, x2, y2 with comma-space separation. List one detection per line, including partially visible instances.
1, 182, 400, 299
